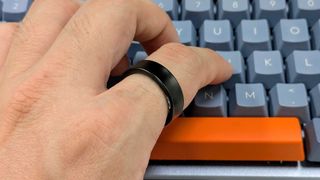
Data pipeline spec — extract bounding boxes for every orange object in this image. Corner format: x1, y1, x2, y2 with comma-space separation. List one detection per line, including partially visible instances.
151, 117, 304, 161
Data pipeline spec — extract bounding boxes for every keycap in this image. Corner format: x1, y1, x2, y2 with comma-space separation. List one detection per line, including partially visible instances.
181, 0, 214, 29
269, 83, 311, 123
305, 118, 320, 162
199, 20, 233, 51
217, 0, 250, 28
189, 86, 227, 117
132, 51, 147, 66
310, 84, 320, 118
286, 51, 320, 89
273, 19, 311, 57
311, 20, 320, 50
153, 0, 179, 20
173, 21, 197, 46
229, 84, 268, 117
289, 0, 320, 27
216, 51, 245, 89
236, 20, 272, 57
0, 0, 3, 20
151, 117, 304, 161
128, 41, 144, 60
247, 51, 285, 89
3, 0, 32, 22
253, 0, 287, 28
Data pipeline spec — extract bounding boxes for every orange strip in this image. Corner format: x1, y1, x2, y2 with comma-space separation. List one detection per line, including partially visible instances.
151, 117, 304, 161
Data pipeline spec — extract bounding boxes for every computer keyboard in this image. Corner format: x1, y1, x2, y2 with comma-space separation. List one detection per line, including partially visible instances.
3, 0, 320, 179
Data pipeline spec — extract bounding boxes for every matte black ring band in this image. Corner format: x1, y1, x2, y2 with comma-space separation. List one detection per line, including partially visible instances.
122, 60, 184, 125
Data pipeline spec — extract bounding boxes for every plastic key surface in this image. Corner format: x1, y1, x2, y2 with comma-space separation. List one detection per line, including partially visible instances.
173, 21, 197, 46
305, 118, 320, 162
289, 0, 320, 27
153, 0, 179, 20
151, 117, 305, 161
310, 84, 320, 118
217, 0, 250, 28
3, 0, 32, 22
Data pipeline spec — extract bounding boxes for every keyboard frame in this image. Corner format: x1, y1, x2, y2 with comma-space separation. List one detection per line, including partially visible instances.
145, 162, 320, 179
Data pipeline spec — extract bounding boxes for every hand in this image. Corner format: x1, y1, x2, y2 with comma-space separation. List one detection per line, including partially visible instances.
0, 0, 232, 179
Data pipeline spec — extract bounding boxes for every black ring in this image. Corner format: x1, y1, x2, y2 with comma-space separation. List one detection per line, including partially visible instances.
122, 60, 184, 125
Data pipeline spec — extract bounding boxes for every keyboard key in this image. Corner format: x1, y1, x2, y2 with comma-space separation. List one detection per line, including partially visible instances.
173, 21, 197, 46
199, 20, 234, 51
269, 83, 311, 123
128, 41, 144, 60
181, 0, 214, 29
132, 51, 147, 66
305, 118, 320, 162
311, 20, 320, 50
151, 117, 304, 161
286, 51, 320, 89
3, 0, 32, 22
247, 51, 285, 89
273, 19, 311, 57
289, 0, 320, 27
153, 0, 179, 20
217, 0, 250, 28
253, 0, 287, 28
189, 86, 227, 117
217, 51, 245, 89
236, 20, 272, 57
229, 84, 268, 117
310, 84, 320, 118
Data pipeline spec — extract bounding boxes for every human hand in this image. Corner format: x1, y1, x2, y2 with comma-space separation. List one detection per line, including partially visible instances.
0, 0, 232, 179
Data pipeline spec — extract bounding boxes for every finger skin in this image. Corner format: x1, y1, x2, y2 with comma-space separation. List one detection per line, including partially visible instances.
0, 23, 18, 71
3, 0, 80, 78
38, 0, 179, 92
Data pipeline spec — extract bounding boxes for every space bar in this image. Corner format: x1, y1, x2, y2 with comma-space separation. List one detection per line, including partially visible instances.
151, 117, 304, 161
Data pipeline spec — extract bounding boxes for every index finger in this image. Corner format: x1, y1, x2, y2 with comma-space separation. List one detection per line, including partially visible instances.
35, 0, 179, 92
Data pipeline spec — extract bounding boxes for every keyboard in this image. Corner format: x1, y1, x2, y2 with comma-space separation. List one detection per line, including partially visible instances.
3, 0, 320, 179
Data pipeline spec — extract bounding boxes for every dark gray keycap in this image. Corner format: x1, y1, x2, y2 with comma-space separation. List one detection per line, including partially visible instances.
132, 51, 147, 66
310, 84, 320, 118
311, 20, 320, 50
247, 51, 285, 89
289, 0, 320, 27
273, 19, 311, 57
236, 20, 271, 57
153, 0, 179, 20
229, 83, 268, 117
199, 20, 233, 51
181, 0, 214, 29
269, 83, 311, 123
217, 0, 250, 28
0, 0, 3, 20
217, 51, 245, 89
128, 41, 144, 60
286, 51, 320, 89
253, 0, 287, 28
173, 21, 197, 46
3, 0, 32, 22
190, 85, 227, 117
305, 118, 320, 162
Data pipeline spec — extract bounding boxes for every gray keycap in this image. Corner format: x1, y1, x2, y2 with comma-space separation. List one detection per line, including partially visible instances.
253, 0, 287, 28
181, 0, 214, 29
247, 51, 285, 89
269, 83, 311, 123
286, 51, 320, 89
229, 83, 268, 117
217, 51, 245, 89
217, 0, 250, 28
289, 0, 320, 27
132, 51, 147, 66
199, 20, 233, 51
3, 0, 32, 22
153, 0, 179, 20
311, 20, 320, 50
128, 41, 144, 60
310, 84, 320, 118
190, 85, 227, 117
236, 20, 271, 57
305, 118, 320, 162
273, 19, 311, 57
173, 21, 197, 46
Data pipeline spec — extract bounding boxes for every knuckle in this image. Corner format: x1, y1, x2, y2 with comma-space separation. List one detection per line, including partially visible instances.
160, 43, 200, 64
